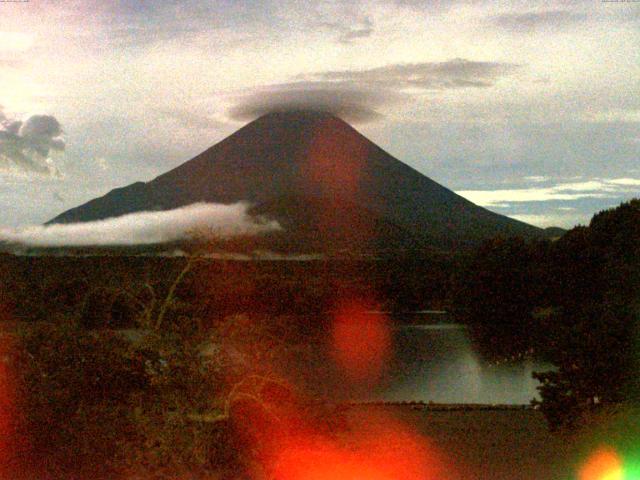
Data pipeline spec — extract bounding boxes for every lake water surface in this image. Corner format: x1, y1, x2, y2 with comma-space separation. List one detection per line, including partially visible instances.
296, 319, 553, 405
376, 324, 551, 404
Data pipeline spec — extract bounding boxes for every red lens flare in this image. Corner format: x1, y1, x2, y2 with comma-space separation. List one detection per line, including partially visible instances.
304, 116, 369, 201
272, 411, 450, 480
580, 446, 624, 480
301, 117, 376, 249
331, 299, 391, 382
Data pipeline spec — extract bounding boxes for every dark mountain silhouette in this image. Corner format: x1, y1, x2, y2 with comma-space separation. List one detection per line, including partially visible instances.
49, 111, 549, 252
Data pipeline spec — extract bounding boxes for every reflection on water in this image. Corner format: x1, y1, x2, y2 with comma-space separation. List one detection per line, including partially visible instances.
297, 320, 552, 405
377, 324, 551, 404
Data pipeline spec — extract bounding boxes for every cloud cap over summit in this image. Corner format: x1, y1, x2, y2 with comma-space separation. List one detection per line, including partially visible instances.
228, 85, 397, 124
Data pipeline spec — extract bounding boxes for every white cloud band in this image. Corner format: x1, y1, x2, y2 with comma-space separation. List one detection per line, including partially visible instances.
0, 202, 281, 247
457, 178, 640, 207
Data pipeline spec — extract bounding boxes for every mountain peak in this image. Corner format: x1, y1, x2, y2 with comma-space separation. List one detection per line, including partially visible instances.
248, 109, 352, 133
48, 112, 546, 251
256, 109, 341, 120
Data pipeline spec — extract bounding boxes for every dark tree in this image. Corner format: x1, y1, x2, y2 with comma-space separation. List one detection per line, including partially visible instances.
534, 199, 640, 429
452, 237, 550, 359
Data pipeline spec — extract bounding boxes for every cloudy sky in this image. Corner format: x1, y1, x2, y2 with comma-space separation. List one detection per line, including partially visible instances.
1, 0, 639, 229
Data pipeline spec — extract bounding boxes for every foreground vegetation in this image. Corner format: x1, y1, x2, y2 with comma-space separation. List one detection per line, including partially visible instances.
3, 313, 338, 479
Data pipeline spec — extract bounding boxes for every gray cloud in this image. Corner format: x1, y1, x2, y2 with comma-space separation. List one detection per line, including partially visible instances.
84, 0, 278, 47
228, 82, 400, 123
492, 10, 587, 32
319, 16, 374, 44
0, 108, 65, 175
0, 202, 281, 247
307, 59, 522, 90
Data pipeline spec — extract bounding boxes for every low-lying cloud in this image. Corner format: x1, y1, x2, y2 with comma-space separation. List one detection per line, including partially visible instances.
0, 202, 281, 247
0, 108, 65, 175
508, 213, 576, 229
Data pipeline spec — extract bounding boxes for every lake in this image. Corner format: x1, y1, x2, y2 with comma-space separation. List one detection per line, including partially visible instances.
292, 318, 553, 405
376, 324, 551, 404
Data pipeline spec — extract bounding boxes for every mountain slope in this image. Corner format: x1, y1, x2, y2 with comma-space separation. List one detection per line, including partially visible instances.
49, 111, 544, 251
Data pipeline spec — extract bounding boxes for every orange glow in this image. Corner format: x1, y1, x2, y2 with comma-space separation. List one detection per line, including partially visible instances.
580, 447, 624, 480
301, 117, 376, 249
273, 440, 394, 480
304, 117, 369, 200
211, 288, 451, 480
331, 299, 391, 382
272, 412, 449, 480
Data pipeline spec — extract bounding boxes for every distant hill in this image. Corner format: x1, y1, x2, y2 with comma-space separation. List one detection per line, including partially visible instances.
49, 111, 549, 252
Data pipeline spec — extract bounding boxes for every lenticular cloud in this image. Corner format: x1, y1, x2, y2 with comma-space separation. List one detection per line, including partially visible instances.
0, 202, 281, 247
